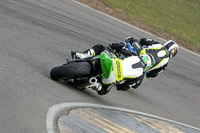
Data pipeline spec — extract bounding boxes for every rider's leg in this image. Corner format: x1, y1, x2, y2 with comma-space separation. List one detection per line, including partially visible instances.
71, 49, 95, 59
131, 40, 143, 54
71, 44, 107, 59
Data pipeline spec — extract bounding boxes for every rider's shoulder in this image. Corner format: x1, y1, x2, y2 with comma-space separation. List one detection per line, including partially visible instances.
147, 43, 163, 49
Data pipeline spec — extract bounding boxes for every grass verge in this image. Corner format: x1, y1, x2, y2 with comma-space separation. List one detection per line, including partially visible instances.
76, 0, 200, 54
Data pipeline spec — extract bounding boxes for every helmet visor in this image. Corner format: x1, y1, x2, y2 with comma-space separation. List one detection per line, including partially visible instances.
171, 47, 178, 57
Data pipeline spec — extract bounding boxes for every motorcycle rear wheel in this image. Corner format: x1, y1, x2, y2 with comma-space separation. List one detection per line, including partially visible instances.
50, 62, 92, 80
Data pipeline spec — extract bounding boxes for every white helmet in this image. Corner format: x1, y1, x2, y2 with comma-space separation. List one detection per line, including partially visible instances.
163, 40, 179, 58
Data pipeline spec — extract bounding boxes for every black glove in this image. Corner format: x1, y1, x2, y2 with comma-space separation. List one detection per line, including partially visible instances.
110, 43, 117, 49
110, 43, 123, 50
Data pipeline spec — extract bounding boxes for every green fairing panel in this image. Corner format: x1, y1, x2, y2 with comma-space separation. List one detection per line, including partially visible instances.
99, 52, 113, 79
58, 77, 72, 80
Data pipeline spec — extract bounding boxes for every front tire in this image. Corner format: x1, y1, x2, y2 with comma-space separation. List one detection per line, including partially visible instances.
50, 62, 92, 80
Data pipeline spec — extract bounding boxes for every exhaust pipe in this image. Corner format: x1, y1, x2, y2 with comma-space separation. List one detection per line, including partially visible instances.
78, 77, 98, 88
89, 77, 97, 84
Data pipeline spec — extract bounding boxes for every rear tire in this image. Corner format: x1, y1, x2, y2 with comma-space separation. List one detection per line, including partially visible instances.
50, 62, 92, 80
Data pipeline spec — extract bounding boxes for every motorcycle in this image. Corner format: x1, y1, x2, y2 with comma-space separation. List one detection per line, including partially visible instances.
50, 50, 116, 90
50, 43, 147, 90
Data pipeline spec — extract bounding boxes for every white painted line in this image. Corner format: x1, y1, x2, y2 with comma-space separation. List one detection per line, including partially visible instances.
73, 0, 200, 57
46, 102, 200, 133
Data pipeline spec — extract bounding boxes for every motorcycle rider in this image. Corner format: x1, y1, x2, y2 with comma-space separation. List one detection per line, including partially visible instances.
125, 37, 179, 78
71, 43, 152, 95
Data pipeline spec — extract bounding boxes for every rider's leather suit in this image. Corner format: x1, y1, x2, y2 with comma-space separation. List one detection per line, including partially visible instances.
126, 37, 170, 78
91, 43, 146, 95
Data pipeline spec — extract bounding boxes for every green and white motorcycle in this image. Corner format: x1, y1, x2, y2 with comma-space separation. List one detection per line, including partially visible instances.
50, 50, 115, 90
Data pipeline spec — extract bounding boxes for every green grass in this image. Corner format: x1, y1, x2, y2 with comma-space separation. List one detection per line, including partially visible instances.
101, 0, 200, 46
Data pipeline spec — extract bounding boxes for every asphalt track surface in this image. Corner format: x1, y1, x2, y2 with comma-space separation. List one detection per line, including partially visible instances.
0, 0, 199, 133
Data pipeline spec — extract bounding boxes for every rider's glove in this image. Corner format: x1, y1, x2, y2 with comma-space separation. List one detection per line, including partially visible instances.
110, 43, 120, 50
86, 83, 102, 91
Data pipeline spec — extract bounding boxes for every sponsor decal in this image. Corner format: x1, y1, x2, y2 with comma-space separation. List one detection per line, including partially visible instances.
114, 58, 123, 81
116, 60, 121, 78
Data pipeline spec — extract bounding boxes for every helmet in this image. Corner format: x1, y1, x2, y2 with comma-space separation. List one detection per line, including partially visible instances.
163, 40, 179, 58
141, 54, 153, 72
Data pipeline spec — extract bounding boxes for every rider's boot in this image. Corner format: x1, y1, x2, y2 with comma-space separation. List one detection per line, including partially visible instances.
71, 49, 95, 59
85, 82, 102, 91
